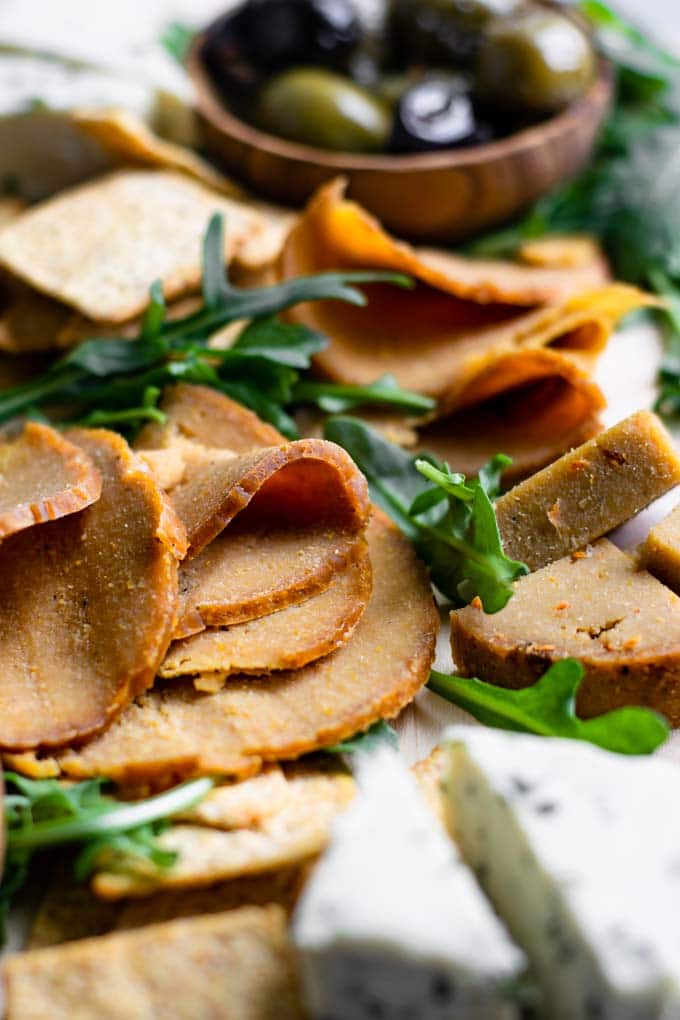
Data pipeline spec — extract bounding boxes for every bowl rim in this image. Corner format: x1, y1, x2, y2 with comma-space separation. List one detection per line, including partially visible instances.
188, 28, 614, 174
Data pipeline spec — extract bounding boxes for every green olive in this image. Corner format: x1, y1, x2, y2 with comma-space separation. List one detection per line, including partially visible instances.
476, 10, 596, 115
256, 68, 392, 152
389, 0, 525, 65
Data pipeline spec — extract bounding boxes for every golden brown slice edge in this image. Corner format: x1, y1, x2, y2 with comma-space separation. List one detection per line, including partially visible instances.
275, 179, 652, 410
451, 538, 680, 724
92, 761, 355, 900
5, 906, 304, 1020
162, 545, 372, 683
0, 422, 102, 540
0, 169, 279, 323
638, 503, 680, 595
495, 410, 680, 571
55, 510, 438, 785
0, 429, 186, 751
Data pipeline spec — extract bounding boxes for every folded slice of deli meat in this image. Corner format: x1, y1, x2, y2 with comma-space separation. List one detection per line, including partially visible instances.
0, 428, 186, 750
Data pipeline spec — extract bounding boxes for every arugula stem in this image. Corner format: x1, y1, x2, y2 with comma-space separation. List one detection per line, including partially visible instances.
292, 379, 435, 413
7, 777, 214, 852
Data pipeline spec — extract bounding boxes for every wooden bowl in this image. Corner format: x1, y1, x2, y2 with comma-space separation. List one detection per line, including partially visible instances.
189, 34, 613, 244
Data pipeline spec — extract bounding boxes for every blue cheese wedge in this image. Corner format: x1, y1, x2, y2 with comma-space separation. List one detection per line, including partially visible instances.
293, 748, 524, 1020
443, 728, 680, 1020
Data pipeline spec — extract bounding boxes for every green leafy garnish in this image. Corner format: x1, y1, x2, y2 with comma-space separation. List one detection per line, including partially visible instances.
428, 659, 669, 755
0, 214, 430, 438
160, 21, 196, 65
324, 417, 527, 611
326, 720, 399, 754
0, 773, 213, 934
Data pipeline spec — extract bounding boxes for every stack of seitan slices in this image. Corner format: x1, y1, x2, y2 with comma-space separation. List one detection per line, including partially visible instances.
451, 410, 680, 723
6, 383, 438, 784
277, 178, 657, 482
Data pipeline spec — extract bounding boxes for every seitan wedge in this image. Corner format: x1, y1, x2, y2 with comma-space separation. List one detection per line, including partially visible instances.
0, 422, 102, 541
162, 546, 372, 682
639, 503, 680, 595
495, 411, 680, 570
92, 762, 355, 900
0, 170, 279, 323
55, 510, 438, 784
0, 429, 186, 751
451, 538, 680, 722
5, 906, 304, 1020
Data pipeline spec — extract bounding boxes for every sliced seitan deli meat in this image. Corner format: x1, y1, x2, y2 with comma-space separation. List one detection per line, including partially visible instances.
639, 503, 680, 595
92, 762, 355, 900
161, 546, 372, 684
278, 179, 654, 478
4, 906, 304, 1020
451, 538, 680, 723
495, 411, 680, 571
55, 510, 438, 785
0, 422, 102, 540
0, 429, 186, 751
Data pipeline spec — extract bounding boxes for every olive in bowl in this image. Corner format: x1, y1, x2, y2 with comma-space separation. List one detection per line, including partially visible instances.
389, 0, 526, 66
391, 77, 493, 153
257, 68, 392, 152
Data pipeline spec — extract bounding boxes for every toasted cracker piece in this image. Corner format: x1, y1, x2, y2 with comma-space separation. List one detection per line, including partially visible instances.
136, 383, 285, 453
518, 235, 604, 270
57, 511, 438, 784
0, 170, 279, 323
92, 762, 355, 900
496, 410, 680, 571
6, 906, 304, 1020
162, 546, 372, 682
451, 538, 680, 724
0, 422, 102, 541
154, 436, 370, 559
0, 429, 186, 751
0, 274, 75, 354
276, 179, 650, 404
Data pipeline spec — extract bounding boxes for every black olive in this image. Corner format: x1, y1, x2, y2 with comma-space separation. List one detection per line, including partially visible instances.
204, 0, 361, 93
391, 77, 492, 153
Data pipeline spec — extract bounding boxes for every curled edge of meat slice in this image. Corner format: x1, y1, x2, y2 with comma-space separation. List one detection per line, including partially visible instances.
0, 429, 187, 752
0, 422, 102, 541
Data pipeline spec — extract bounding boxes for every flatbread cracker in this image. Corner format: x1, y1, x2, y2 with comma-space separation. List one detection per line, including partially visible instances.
56, 510, 438, 784
0, 429, 185, 750
92, 762, 355, 899
161, 546, 372, 682
0, 422, 102, 540
0, 170, 281, 323
6, 906, 304, 1020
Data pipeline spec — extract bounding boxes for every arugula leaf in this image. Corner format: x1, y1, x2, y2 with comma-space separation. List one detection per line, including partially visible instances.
326, 720, 399, 754
324, 416, 527, 611
428, 659, 669, 755
160, 21, 195, 65
1, 773, 213, 935
0, 214, 426, 433
292, 374, 434, 415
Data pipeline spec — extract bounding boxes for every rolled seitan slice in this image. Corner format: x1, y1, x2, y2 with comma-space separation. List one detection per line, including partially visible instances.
0, 429, 186, 751
91, 762, 355, 900
4, 906, 304, 1020
161, 546, 372, 683
495, 411, 680, 571
639, 503, 680, 595
0, 422, 102, 540
451, 538, 680, 723
55, 511, 438, 785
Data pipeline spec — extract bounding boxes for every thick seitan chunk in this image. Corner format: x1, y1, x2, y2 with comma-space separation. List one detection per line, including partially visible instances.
496, 410, 680, 570
5, 906, 303, 1020
451, 539, 680, 723
639, 503, 680, 595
